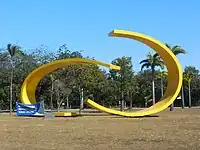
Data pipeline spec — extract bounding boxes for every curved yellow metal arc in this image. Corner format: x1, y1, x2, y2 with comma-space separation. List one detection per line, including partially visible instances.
20, 58, 120, 105
86, 29, 183, 117
20, 29, 182, 117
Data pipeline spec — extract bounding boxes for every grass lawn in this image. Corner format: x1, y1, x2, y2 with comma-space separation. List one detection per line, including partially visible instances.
0, 108, 200, 150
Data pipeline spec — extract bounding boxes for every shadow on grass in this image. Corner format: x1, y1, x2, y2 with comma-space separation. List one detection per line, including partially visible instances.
122, 115, 159, 118
81, 113, 159, 118
9, 112, 159, 119
80, 113, 110, 116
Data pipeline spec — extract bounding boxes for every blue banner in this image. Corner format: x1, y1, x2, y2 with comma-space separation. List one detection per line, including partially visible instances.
16, 101, 44, 117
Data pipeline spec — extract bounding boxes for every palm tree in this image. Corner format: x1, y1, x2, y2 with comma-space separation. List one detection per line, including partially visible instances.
140, 52, 164, 105
181, 82, 185, 109
165, 44, 187, 111
157, 70, 168, 97
183, 72, 193, 108
7, 44, 19, 116
165, 44, 186, 55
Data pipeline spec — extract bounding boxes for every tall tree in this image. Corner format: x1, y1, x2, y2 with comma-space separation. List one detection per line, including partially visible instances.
49, 74, 56, 111
134, 70, 152, 107
183, 73, 193, 108
165, 44, 187, 111
183, 66, 198, 108
7, 44, 20, 115
109, 56, 134, 111
157, 70, 168, 97
140, 52, 164, 105
52, 79, 72, 111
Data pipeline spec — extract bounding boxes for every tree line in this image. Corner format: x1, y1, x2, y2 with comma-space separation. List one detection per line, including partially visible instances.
0, 43, 199, 112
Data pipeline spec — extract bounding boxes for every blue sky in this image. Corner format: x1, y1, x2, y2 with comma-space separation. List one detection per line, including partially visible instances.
0, 0, 199, 72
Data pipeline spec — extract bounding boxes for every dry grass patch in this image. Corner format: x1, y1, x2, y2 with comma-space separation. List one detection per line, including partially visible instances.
0, 108, 200, 150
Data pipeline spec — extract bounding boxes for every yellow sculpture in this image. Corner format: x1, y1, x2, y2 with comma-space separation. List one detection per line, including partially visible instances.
20, 58, 120, 117
20, 29, 183, 117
